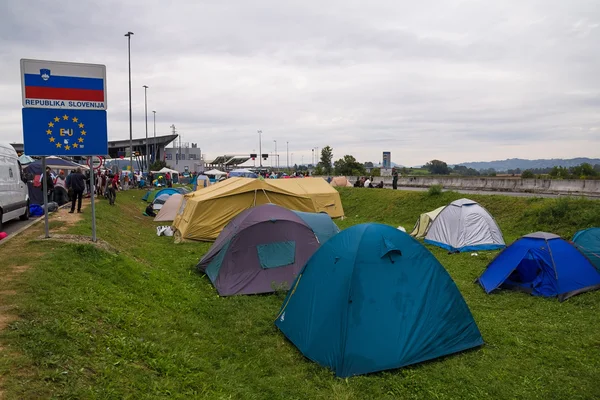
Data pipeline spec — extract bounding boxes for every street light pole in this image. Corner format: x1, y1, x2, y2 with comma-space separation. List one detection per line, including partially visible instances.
125, 31, 134, 177
152, 110, 156, 164
286, 141, 289, 169
143, 85, 149, 172
257, 130, 262, 168
273, 140, 277, 171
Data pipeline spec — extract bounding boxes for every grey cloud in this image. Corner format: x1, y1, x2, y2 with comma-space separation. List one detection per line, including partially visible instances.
1, 0, 599, 166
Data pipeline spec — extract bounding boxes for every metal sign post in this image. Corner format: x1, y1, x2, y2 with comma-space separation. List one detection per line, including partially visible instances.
90, 161, 97, 242
41, 156, 50, 238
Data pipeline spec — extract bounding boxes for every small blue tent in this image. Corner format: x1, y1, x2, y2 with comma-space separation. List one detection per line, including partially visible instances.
573, 228, 600, 271
142, 188, 179, 202
477, 232, 600, 301
275, 223, 483, 377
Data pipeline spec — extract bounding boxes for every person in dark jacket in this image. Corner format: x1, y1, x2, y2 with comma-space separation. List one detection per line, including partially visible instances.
44, 167, 55, 202
68, 167, 86, 213
392, 169, 399, 190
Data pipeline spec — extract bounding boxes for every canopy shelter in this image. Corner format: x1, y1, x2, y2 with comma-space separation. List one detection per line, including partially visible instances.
204, 169, 227, 176
26, 156, 89, 171
197, 204, 340, 296
425, 198, 505, 252
477, 232, 600, 301
573, 228, 600, 271
154, 194, 183, 222
410, 206, 445, 238
275, 223, 483, 377
173, 177, 344, 242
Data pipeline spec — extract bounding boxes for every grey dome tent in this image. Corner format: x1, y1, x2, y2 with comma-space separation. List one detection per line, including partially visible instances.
425, 198, 505, 252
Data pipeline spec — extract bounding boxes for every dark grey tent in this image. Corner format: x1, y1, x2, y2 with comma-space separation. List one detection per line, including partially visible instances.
197, 204, 339, 296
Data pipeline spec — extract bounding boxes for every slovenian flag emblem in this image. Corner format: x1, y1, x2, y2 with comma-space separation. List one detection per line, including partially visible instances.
24, 68, 105, 102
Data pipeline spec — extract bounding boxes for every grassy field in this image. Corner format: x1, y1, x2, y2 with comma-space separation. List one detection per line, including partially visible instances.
0, 188, 599, 399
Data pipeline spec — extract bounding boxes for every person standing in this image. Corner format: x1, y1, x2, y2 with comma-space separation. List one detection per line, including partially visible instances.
44, 167, 55, 202
392, 168, 399, 190
53, 170, 68, 205
68, 167, 86, 214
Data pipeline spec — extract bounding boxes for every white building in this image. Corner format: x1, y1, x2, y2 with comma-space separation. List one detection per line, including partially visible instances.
164, 143, 204, 173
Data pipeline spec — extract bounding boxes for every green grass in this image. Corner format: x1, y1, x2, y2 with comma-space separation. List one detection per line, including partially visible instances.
1, 189, 600, 399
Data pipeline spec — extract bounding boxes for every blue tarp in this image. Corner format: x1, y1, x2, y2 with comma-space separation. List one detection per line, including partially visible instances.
477, 232, 600, 301
275, 223, 483, 377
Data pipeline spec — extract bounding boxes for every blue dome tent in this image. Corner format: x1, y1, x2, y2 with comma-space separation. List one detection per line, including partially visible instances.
275, 223, 483, 377
477, 232, 600, 301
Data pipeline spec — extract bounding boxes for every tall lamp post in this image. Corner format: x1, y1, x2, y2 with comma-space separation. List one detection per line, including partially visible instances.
257, 130, 262, 168
152, 110, 156, 164
143, 85, 149, 172
273, 140, 277, 171
286, 141, 289, 169
125, 31, 134, 176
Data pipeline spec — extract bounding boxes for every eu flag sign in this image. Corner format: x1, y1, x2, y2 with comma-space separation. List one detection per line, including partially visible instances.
22, 108, 108, 156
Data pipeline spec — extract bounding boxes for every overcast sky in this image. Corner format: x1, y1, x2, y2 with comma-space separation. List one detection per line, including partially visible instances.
1, 0, 599, 166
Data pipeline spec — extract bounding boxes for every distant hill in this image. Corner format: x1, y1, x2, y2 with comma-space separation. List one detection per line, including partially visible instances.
456, 158, 600, 172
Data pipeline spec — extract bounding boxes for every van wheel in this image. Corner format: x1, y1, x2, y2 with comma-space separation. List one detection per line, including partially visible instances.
19, 202, 30, 221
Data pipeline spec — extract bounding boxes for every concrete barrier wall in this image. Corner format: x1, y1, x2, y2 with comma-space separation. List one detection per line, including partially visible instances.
341, 176, 600, 196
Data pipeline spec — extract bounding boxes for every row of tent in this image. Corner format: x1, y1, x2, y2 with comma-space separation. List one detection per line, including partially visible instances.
145, 177, 344, 241
192, 204, 483, 377
147, 179, 600, 377
195, 202, 600, 376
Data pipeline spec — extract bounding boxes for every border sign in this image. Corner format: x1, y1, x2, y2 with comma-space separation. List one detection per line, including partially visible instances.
21, 58, 108, 243
22, 108, 108, 156
20, 59, 107, 110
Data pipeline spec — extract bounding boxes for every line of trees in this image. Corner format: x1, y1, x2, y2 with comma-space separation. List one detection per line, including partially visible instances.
297, 150, 600, 180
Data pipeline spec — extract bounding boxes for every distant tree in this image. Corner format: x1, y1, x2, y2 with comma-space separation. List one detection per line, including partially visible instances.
334, 155, 366, 176
319, 146, 334, 174
149, 160, 167, 171
480, 168, 497, 177
314, 165, 324, 176
594, 164, 600, 173
571, 163, 596, 178
453, 165, 480, 176
401, 167, 409, 175
425, 160, 450, 175
364, 161, 374, 168
521, 170, 535, 179
371, 168, 381, 177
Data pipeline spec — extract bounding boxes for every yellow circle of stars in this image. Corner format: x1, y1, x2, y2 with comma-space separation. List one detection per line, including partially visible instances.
46, 114, 86, 151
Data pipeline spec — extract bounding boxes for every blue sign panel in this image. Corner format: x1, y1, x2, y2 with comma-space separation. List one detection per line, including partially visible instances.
22, 108, 108, 156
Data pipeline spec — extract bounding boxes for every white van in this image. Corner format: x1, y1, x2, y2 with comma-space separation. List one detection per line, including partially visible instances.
0, 143, 30, 231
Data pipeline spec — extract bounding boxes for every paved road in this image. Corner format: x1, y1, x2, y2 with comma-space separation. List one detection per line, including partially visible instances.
392, 186, 600, 199
2, 216, 42, 236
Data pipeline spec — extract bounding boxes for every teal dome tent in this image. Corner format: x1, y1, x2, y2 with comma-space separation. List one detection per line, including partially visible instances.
275, 223, 483, 377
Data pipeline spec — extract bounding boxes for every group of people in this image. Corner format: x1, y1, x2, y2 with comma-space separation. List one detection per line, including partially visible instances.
42, 167, 124, 212
354, 176, 385, 189
42, 167, 87, 213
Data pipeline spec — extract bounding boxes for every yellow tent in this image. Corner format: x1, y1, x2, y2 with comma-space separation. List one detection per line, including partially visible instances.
410, 206, 445, 238
173, 177, 344, 241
